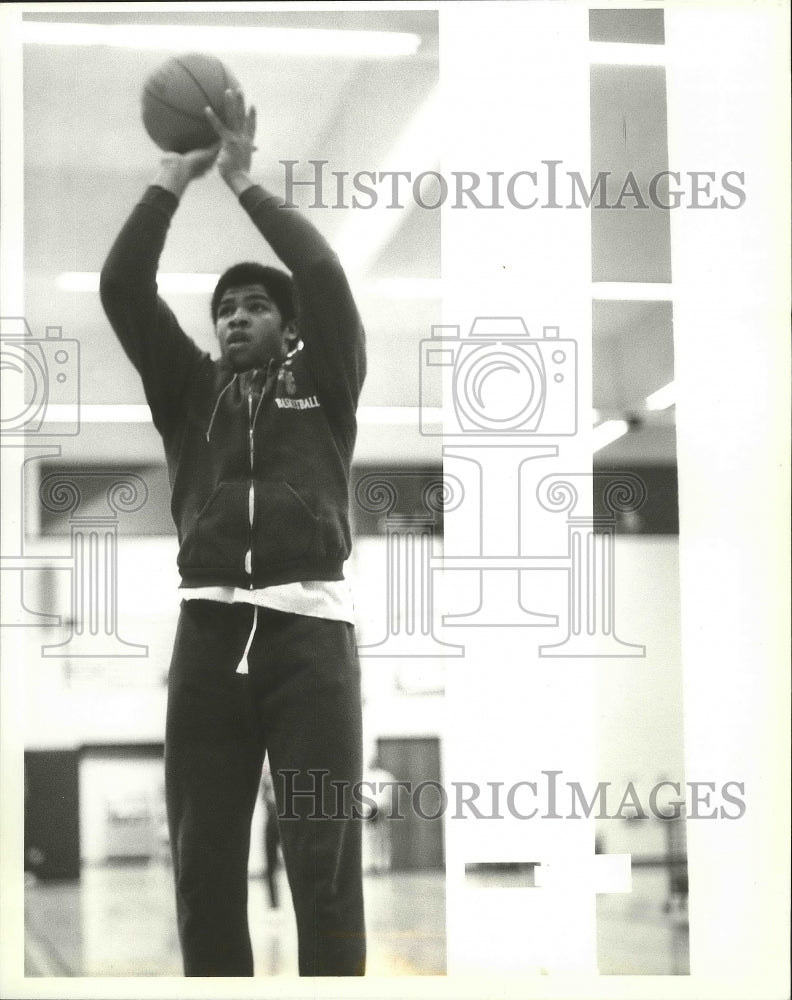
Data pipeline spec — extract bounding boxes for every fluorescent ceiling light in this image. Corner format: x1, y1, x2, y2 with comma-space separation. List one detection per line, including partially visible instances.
44, 404, 439, 427
359, 406, 440, 425
57, 271, 220, 294
589, 42, 667, 66
593, 418, 629, 453
645, 381, 675, 411
46, 404, 151, 423
21, 21, 421, 58
592, 282, 673, 301
57, 272, 100, 293
363, 278, 440, 300
155, 274, 219, 295
57, 272, 443, 299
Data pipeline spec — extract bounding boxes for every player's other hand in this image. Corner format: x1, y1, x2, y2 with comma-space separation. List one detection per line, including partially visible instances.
154, 144, 220, 196
205, 89, 257, 187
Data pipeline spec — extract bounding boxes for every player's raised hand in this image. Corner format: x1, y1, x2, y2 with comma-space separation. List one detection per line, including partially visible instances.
153, 144, 220, 196
205, 88, 257, 186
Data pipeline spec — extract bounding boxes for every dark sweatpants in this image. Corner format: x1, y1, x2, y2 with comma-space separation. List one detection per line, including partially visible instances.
164, 599, 366, 977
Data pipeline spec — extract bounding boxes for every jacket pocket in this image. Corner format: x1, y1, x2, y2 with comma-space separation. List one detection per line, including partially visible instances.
253, 479, 320, 567
178, 482, 249, 572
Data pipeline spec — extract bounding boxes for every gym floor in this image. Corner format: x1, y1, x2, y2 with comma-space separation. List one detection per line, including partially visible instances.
24, 863, 688, 977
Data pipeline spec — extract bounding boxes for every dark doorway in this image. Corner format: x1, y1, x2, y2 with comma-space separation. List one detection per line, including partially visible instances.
376, 737, 444, 870
25, 750, 81, 880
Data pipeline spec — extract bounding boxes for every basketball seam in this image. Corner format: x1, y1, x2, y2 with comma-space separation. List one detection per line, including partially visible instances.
173, 56, 223, 118
143, 86, 210, 127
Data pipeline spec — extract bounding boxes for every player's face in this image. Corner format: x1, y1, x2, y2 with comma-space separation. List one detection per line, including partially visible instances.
215, 284, 294, 372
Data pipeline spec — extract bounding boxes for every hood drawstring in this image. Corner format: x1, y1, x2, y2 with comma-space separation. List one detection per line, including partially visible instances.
251, 361, 278, 433
206, 374, 238, 443
205, 360, 282, 443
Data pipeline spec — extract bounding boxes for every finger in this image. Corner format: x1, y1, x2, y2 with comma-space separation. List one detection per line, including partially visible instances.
230, 88, 246, 130
201, 145, 221, 171
223, 88, 239, 130
246, 105, 257, 141
188, 142, 221, 169
204, 106, 227, 137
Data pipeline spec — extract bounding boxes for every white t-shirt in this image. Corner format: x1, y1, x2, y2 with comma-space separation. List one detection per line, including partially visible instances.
181, 580, 355, 674
181, 580, 355, 624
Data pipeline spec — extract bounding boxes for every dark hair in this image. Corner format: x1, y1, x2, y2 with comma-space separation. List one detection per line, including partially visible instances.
211, 262, 295, 326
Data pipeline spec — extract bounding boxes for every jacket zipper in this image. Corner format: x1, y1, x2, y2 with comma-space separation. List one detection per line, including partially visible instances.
245, 388, 254, 582
245, 367, 275, 585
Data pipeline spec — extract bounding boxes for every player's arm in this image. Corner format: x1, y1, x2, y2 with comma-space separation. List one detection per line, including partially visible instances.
99, 147, 218, 431
207, 93, 366, 426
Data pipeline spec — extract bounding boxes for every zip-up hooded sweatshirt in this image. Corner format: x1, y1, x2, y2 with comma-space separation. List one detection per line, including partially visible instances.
100, 184, 366, 590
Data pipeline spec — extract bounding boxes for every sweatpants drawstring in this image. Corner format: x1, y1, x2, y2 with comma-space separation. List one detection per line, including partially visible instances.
236, 604, 258, 674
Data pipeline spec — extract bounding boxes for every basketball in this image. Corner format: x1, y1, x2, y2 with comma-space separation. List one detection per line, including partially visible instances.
141, 53, 241, 153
